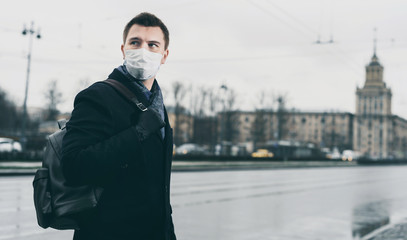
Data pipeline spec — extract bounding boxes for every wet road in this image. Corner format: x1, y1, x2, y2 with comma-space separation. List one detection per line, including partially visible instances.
2, 166, 407, 239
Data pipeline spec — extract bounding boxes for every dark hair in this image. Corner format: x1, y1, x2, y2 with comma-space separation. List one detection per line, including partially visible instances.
123, 12, 170, 50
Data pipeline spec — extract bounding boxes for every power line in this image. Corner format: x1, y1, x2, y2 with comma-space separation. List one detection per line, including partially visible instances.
263, 0, 319, 36
245, 0, 365, 78
0, 26, 18, 33
246, 0, 315, 40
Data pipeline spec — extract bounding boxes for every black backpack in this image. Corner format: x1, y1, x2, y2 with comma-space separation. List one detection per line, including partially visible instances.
32, 119, 103, 230
32, 79, 146, 230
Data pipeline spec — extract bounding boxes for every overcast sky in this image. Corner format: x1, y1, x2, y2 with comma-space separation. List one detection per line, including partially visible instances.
1, 0, 407, 118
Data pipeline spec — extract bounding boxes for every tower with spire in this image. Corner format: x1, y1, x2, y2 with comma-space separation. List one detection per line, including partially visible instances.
353, 34, 393, 158
356, 52, 392, 116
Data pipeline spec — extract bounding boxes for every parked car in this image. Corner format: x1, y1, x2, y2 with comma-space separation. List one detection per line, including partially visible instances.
251, 149, 274, 158
342, 150, 357, 161
175, 143, 207, 155
326, 147, 341, 160
0, 138, 22, 153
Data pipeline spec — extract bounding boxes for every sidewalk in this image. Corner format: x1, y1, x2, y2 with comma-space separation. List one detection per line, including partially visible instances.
0, 160, 358, 176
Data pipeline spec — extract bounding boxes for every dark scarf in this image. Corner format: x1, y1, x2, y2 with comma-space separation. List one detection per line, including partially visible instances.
117, 65, 165, 139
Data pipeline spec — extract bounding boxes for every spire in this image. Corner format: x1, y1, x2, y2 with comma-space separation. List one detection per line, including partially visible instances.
373, 27, 377, 57
369, 27, 380, 66
364, 27, 384, 88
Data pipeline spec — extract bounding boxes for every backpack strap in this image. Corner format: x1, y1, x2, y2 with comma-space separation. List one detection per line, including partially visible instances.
57, 119, 67, 130
103, 79, 148, 112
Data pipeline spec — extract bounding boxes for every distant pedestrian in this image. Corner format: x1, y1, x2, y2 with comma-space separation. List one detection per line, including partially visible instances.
61, 12, 176, 240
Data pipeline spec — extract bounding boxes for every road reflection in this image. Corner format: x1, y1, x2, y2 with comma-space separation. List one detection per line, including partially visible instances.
352, 201, 390, 239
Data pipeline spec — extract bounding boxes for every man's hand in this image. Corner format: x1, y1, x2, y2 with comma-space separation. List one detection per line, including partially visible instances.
134, 108, 165, 141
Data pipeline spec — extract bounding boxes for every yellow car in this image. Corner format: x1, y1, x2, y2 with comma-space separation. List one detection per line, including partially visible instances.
251, 149, 274, 158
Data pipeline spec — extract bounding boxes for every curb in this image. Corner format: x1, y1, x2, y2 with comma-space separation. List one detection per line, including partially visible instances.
0, 169, 38, 176
171, 162, 358, 172
0, 161, 359, 176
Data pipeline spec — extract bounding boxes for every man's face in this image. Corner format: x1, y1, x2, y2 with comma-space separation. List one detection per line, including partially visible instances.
121, 24, 169, 64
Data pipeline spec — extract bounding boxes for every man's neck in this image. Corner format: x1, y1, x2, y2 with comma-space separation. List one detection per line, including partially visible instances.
142, 78, 155, 91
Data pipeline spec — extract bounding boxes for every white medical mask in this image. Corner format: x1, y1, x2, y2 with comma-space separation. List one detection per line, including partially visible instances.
123, 48, 163, 81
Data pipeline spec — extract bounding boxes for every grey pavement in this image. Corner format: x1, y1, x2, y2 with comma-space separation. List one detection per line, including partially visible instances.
3, 166, 407, 239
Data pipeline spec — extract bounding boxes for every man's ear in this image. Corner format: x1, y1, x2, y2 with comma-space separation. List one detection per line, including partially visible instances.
121, 44, 125, 59
161, 49, 169, 64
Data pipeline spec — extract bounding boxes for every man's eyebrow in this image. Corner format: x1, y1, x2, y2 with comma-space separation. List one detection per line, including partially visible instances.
127, 37, 161, 45
127, 37, 141, 42
148, 40, 161, 45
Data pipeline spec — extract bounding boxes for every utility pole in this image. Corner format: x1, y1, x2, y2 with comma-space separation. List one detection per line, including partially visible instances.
21, 21, 41, 151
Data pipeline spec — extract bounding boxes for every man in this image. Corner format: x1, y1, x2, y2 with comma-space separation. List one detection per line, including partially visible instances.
61, 12, 176, 240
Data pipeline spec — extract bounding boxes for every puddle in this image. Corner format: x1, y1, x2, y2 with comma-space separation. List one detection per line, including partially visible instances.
352, 201, 390, 239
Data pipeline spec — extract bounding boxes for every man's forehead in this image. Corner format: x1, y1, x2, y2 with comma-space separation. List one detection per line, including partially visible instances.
127, 24, 164, 42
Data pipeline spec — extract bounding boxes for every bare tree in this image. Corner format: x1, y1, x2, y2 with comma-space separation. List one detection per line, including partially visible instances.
76, 77, 91, 93
189, 85, 208, 118
207, 90, 219, 116
190, 86, 219, 151
44, 79, 63, 121
225, 88, 237, 111
172, 81, 188, 145
251, 90, 269, 150
276, 94, 289, 141
197, 88, 209, 117
219, 87, 240, 155
0, 87, 19, 135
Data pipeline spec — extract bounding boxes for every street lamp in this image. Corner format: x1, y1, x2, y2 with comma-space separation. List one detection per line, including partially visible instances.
21, 21, 41, 151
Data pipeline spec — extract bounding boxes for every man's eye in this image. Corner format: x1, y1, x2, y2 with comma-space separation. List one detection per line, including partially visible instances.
149, 43, 158, 48
130, 41, 140, 45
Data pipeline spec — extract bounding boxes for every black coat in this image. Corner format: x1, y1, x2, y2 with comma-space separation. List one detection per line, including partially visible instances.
61, 69, 176, 240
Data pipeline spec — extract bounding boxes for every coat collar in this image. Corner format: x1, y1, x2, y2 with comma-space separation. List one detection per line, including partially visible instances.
107, 68, 150, 107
